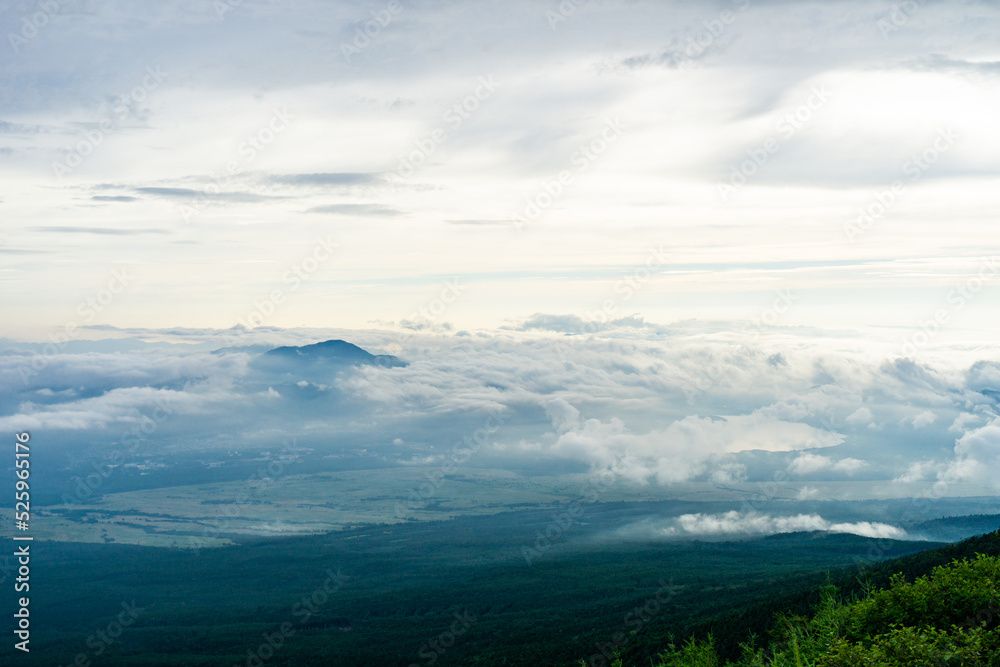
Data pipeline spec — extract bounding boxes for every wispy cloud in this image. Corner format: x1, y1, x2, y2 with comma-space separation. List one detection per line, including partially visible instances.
134, 187, 282, 203
305, 203, 401, 216
619, 511, 908, 540
268, 172, 379, 186
91, 195, 138, 202
34, 226, 170, 235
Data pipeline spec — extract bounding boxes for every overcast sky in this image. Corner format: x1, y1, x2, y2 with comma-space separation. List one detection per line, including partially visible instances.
2, 0, 999, 339
3, 1, 1000, 496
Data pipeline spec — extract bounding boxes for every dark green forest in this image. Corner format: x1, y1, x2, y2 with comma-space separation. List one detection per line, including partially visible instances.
4, 508, 999, 666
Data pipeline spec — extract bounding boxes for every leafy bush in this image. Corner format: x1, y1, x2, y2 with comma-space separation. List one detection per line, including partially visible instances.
652, 554, 1000, 667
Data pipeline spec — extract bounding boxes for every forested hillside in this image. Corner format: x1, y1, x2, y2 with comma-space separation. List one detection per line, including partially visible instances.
645, 530, 1000, 667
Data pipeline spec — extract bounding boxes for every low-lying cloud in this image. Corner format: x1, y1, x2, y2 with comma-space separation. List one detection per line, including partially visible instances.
622, 511, 908, 540
0, 323, 996, 492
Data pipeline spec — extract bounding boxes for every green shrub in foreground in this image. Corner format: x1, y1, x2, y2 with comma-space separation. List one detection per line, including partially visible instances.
653, 554, 1000, 667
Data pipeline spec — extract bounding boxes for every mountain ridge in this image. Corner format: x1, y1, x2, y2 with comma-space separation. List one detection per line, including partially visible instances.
255, 338, 406, 370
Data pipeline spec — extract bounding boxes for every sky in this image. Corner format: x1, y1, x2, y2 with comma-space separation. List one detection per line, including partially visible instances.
2, 1, 1000, 501
1, 0, 999, 338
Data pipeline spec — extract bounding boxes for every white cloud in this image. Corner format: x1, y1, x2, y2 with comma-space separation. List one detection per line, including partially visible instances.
788, 452, 866, 476
949, 412, 983, 433
646, 511, 907, 540
0, 326, 992, 492
0, 386, 223, 432
894, 460, 939, 484
940, 419, 1000, 489
709, 463, 748, 484
845, 406, 873, 426
543, 397, 582, 433
832, 457, 868, 474
549, 412, 841, 485
797, 486, 820, 500
903, 410, 937, 429
788, 453, 833, 475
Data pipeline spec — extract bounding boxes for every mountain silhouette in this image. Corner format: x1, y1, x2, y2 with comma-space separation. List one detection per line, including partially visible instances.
251, 339, 405, 379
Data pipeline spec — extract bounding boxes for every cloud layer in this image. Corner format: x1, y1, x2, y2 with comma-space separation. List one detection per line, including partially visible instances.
2, 323, 997, 495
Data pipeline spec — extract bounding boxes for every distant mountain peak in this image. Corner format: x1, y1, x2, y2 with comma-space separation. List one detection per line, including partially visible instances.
257, 339, 405, 369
